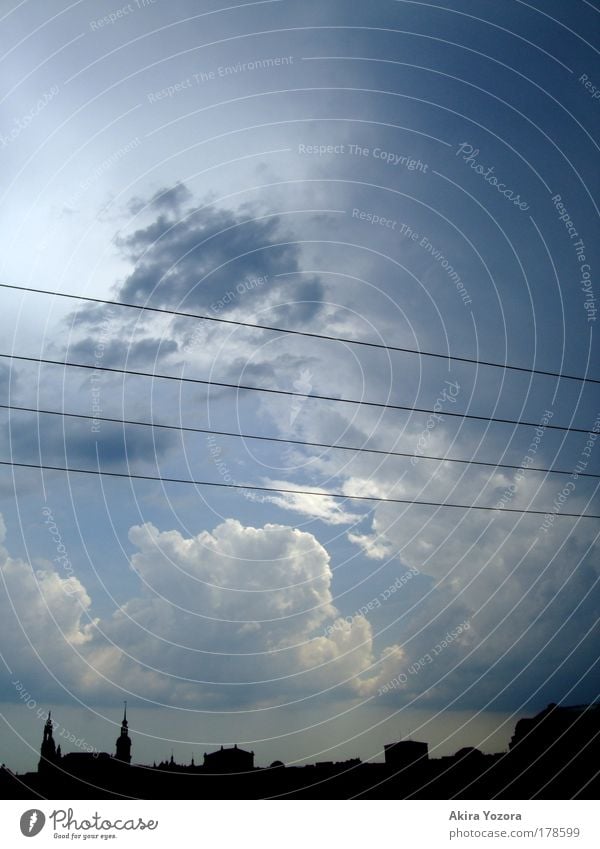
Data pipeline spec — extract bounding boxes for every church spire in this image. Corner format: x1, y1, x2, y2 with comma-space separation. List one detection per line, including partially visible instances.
43, 712, 54, 747
38, 710, 59, 774
115, 702, 132, 764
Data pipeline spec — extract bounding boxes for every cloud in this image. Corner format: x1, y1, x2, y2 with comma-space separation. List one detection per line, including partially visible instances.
67, 336, 179, 370
0, 513, 404, 708
0, 514, 98, 693
346, 530, 394, 560
345, 470, 600, 709
94, 518, 403, 704
113, 193, 324, 327
128, 182, 192, 216
248, 389, 600, 710
255, 480, 364, 526
55, 188, 331, 453
125, 518, 336, 634
3, 414, 175, 470
298, 616, 404, 698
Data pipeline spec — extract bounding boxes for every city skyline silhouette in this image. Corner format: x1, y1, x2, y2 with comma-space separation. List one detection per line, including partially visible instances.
1, 700, 598, 799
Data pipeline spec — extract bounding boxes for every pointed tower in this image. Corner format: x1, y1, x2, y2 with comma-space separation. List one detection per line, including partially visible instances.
114, 702, 132, 764
38, 711, 59, 774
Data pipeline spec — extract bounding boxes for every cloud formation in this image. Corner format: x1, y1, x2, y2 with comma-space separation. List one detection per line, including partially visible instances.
0, 514, 403, 708
113, 190, 325, 331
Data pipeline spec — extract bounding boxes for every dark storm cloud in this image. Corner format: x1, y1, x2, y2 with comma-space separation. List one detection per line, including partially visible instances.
114, 189, 325, 321
2, 414, 174, 470
67, 336, 179, 370
64, 190, 329, 388
372, 537, 600, 714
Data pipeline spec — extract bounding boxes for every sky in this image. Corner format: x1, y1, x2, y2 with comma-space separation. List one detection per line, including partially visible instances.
0, 0, 599, 775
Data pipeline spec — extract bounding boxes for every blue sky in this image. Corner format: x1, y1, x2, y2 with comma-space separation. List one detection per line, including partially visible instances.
0, 0, 598, 773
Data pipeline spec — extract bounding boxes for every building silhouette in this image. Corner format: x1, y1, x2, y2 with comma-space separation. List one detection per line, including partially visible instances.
384, 740, 428, 769
0, 701, 598, 800
203, 744, 254, 773
509, 702, 600, 760
37, 711, 60, 775
115, 703, 132, 764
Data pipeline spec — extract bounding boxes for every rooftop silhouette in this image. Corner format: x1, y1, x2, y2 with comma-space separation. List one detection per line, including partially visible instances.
1, 702, 599, 799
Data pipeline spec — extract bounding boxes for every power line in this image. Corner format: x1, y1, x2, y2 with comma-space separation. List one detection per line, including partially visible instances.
1, 281, 598, 385
2, 402, 599, 479
0, 352, 593, 435
1, 459, 598, 518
